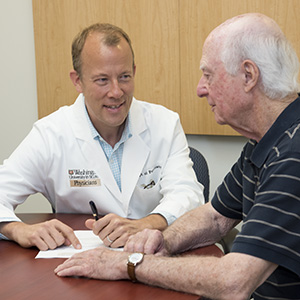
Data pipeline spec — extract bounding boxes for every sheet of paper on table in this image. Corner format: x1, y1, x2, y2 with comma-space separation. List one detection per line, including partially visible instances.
35, 230, 123, 259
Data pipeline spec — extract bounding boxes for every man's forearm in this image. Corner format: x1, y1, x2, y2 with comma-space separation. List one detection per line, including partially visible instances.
135, 254, 220, 297
163, 205, 217, 254
138, 214, 168, 231
0, 221, 19, 240
134, 252, 276, 299
163, 203, 229, 254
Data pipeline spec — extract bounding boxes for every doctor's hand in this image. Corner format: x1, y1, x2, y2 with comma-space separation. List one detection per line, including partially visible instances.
0, 220, 81, 251
85, 213, 168, 248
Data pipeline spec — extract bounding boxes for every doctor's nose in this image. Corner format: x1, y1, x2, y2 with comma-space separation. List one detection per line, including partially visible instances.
197, 77, 208, 98
108, 80, 124, 99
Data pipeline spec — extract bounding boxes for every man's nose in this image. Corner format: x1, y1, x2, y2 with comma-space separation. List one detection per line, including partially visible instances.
108, 80, 124, 98
196, 77, 208, 98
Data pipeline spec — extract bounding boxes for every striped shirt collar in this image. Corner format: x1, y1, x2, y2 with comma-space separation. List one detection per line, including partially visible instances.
251, 95, 300, 168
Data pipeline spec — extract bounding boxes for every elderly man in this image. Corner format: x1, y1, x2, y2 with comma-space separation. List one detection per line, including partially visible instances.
55, 14, 300, 299
0, 23, 203, 250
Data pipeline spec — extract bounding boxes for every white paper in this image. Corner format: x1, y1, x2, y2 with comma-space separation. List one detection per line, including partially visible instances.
35, 230, 123, 259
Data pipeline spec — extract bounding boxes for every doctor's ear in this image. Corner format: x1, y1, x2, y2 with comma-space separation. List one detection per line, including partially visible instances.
70, 70, 83, 93
133, 65, 136, 77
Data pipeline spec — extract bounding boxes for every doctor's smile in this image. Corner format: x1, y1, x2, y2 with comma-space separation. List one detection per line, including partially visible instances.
104, 103, 123, 109
103, 101, 126, 112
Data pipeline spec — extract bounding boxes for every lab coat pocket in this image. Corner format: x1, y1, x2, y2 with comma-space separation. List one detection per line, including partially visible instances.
137, 164, 162, 192
136, 173, 162, 204
135, 177, 162, 210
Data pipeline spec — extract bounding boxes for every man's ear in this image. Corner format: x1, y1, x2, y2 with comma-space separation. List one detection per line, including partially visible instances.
242, 60, 259, 93
133, 65, 136, 77
70, 70, 83, 93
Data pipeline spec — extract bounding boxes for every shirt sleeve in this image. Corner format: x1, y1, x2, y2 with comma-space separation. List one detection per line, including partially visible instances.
0, 122, 50, 223
212, 142, 300, 277
150, 117, 205, 223
232, 150, 300, 277
211, 147, 246, 220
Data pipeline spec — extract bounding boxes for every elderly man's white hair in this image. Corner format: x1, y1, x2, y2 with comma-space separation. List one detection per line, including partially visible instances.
210, 13, 300, 99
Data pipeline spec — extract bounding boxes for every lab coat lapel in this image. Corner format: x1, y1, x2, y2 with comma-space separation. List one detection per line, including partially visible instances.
81, 140, 122, 199
68, 94, 122, 200
121, 99, 150, 212
121, 135, 149, 212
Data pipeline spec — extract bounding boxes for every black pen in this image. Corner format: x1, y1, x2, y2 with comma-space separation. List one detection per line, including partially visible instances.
89, 200, 99, 221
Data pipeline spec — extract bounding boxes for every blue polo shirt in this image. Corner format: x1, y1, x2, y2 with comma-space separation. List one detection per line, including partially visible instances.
212, 96, 300, 299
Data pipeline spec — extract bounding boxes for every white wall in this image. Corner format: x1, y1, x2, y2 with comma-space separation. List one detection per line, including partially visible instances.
0, 0, 247, 213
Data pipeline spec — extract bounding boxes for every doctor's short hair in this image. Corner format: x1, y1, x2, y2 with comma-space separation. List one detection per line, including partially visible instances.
220, 14, 300, 100
71, 23, 135, 78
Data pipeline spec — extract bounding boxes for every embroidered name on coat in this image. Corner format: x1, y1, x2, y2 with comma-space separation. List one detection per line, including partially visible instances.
68, 169, 101, 187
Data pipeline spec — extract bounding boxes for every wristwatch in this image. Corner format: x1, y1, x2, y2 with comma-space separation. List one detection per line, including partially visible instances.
127, 252, 144, 282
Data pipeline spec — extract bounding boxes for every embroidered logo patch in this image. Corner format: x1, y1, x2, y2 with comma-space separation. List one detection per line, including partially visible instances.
68, 169, 101, 187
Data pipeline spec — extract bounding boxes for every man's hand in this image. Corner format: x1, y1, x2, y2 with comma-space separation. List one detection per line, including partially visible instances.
124, 228, 168, 255
0, 220, 81, 250
55, 247, 129, 280
85, 213, 168, 248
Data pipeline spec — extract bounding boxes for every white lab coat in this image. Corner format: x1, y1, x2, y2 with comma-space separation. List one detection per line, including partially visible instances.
0, 94, 204, 224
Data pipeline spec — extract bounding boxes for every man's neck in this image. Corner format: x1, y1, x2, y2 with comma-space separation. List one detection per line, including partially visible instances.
233, 93, 298, 142
97, 123, 125, 148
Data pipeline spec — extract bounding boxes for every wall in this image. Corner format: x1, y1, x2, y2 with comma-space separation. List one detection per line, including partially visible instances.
0, 0, 246, 213
0, 0, 52, 213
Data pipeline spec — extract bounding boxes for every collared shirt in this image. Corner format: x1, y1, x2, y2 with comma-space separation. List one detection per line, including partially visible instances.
84, 105, 132, 191
212, 96, 300, 298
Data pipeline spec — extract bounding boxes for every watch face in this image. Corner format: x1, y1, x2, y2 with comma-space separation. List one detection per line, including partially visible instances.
129, 253, 143, 264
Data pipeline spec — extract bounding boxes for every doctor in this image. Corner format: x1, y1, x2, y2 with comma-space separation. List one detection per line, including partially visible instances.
0, 23, 203, 250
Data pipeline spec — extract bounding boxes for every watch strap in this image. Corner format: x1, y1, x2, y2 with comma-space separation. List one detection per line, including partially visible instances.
127, 262, 137, 282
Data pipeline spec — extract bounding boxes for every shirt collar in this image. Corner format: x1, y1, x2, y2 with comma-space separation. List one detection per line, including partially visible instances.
84, 100, 132, 145
251, 95, 300, 168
